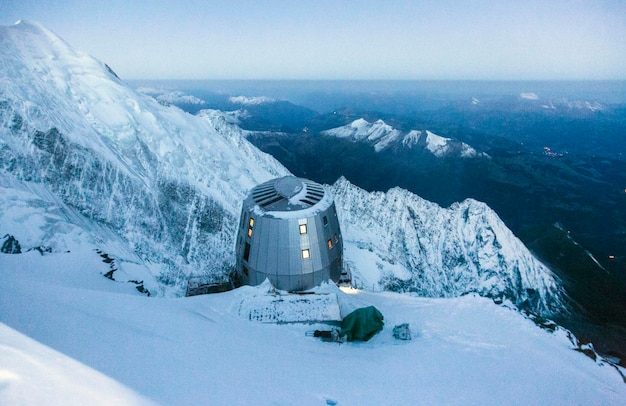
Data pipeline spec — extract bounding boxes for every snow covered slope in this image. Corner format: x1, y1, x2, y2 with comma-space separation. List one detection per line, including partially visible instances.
1, 20, 562, 316
0, 20, 288, 294
323, 118, 484, 157
1, 257, 624, 405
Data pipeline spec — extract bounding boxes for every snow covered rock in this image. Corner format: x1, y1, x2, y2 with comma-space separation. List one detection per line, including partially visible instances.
1, 234, 21, 254
332, 177, 565, 316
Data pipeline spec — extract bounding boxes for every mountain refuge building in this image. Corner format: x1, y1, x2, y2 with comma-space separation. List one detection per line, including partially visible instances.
235, 176, 343, 291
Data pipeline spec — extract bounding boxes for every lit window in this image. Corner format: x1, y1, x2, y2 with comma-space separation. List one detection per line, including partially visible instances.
299, 224, 307, 234
247, 227, 253, 237
249, 218, 254, 228
301, 249, 310, 259
327, 239, 333, 249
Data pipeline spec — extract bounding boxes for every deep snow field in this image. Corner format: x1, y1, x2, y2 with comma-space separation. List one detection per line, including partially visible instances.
1, 248, 625, 405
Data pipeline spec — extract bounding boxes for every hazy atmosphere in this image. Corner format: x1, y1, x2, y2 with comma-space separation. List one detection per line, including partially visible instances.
2, 0, 625, 80
3, 2, 626, 403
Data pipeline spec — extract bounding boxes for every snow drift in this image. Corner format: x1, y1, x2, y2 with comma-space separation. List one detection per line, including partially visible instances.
1, 257, 624, 405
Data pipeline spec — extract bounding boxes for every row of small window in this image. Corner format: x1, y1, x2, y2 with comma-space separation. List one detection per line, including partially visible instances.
244, 243, 311, 262
301, 217, 330, 233
301, 237, 339, 258
243, 237, 339, 264
244, 217, 338, 258
299, 238, 342, 258
246, 217, 332, 239
300, 221, 330, 234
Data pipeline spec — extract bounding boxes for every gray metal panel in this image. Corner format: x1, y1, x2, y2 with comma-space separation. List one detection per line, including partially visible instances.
255, 269, 268, 286
277, 274, 289, 291
290, 219, 303, 275
313, 267, 323, 286
329, 256, 342, 281
236, 177, 344, 291
277, 220, 290, 276
258, 215, 271, 276
265, 217, 279, 275
248, 225, 259, 271
303, 271, 314, 291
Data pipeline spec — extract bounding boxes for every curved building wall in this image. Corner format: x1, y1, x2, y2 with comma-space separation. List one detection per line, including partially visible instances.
235, 176, 343, 291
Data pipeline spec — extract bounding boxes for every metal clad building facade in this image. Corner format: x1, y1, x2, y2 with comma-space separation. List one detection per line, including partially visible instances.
235, 176, 343, 291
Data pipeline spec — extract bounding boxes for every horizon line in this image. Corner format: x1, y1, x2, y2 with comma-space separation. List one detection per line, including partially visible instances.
125, 78, 626, 82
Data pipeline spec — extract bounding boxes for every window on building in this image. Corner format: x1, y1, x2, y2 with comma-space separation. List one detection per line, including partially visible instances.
301, 249, 310, 259
247, 217, 255, 238
243, 242, 251, 262
327, 239, 333, 249
299, 224, 307, 234
334, 233, 339, 243
323, 216, 328, 226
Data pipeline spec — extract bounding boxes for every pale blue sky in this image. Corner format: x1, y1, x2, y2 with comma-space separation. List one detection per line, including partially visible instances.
2, 0, 625, 80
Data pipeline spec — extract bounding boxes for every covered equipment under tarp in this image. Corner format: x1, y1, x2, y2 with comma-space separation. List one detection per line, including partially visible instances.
340, 306, 384, 341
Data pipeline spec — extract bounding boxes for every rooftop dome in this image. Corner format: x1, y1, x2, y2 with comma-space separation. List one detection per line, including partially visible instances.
250, 176, 327, 212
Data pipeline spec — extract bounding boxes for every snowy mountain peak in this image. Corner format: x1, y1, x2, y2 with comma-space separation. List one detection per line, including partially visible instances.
12, 19, 63, 41
229, 95, 276, 105
520, 92, 540, 100
325, 118, 401, 152
0, 20, 288, 295
323, 118, 485, 157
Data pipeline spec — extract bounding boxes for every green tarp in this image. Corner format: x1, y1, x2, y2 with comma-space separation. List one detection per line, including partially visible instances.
340, 306, 384, 341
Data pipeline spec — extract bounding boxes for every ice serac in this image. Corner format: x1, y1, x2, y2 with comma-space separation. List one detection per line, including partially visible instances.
0, 21, 565, 315
0, 20, 288, 294
332, 177, 565, 316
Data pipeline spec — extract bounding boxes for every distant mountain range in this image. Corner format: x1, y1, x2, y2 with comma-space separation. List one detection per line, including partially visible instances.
322, 118, 485, 157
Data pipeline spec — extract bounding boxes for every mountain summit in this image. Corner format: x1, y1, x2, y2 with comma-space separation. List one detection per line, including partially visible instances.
323, 118, 484, 157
